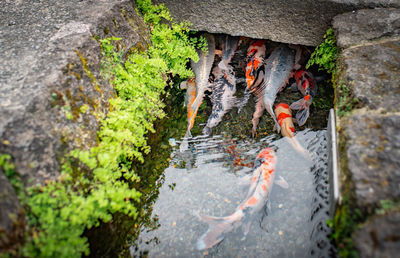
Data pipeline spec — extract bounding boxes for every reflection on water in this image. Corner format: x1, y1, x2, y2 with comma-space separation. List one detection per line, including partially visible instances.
130, 129, 335, 257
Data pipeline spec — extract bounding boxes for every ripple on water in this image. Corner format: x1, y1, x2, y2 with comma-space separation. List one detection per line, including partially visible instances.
131, 129, 335, 257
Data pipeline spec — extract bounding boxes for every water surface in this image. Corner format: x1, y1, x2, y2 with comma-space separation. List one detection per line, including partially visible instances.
131, 129, 334, 257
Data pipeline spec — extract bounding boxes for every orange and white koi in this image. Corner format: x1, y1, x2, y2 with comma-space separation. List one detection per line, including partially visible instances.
289, 69, 317, 126
180, 78, 197, 132
184, 33, 215, 137
195, 148, 288, 250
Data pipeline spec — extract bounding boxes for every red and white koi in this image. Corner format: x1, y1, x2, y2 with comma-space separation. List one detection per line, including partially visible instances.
274, 103, 310, 158
289, 69, 318, 126
274, 103, 295, 138
195, 148, 288, 250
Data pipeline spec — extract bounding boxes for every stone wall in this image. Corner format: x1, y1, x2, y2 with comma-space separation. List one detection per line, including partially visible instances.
154, 0, 400, 46
0, 0, 149, 251
333, 8, 400, 256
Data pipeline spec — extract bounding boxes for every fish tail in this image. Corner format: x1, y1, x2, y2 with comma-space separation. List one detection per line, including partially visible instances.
290, 95, 311, 126
264, 99, 281, 133
195, 211, 243, 250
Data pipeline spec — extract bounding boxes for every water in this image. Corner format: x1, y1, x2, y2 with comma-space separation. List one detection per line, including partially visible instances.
130, 129, 335, 257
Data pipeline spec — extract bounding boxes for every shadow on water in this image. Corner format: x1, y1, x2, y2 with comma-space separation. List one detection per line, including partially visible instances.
86, 35, 335, 257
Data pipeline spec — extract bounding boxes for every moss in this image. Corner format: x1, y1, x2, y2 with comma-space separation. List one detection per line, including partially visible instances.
75, 50, 101, 93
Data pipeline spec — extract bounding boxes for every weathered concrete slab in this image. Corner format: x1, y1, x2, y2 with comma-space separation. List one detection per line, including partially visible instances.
354, 210, 400, 258
0, 0, 148, 185
344, 111, 400, 208
338, 40, 400, 111
334, 8, 400, 210
333, 8, 400, 49
154, 0, 399, 46
334, 7, 400, 256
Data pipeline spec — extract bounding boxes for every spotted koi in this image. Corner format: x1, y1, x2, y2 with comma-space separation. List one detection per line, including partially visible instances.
203, 36, 239, 135
195, 148, 288, 250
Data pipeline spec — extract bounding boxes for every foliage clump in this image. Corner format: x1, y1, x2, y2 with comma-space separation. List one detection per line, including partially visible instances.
307, 28, 338, 79
7, 0, 204, 257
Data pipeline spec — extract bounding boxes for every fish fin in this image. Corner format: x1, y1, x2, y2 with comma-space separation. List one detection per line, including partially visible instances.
295, 108, 310, 126
180, 80, 188, 89
242, 219, 252, 235
218, 60, 228, 71
238, 174, 253, 185
195, 212, 240, 250
202, 126, 211, 136
284, 137, 312, 161
289, 98, 305, 110
275, 175, 289, 189
265, 100, 280, 133
267, 200, 272, 214
290, 82, 298, 92
236, 91, 251, 113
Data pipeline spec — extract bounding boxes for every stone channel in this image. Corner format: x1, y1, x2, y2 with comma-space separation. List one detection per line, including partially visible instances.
1, 0, 400, 256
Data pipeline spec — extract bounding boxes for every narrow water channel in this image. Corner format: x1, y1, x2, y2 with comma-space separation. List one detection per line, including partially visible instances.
130, 129, 334, 257
123, 35, 335, 257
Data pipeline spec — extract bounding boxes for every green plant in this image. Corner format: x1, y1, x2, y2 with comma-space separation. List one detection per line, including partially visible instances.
376, 200, 400, 215
307, 28, 338, 78
327, 197, 364, 258
335, 83, 359, 117
0, 154, 23, 194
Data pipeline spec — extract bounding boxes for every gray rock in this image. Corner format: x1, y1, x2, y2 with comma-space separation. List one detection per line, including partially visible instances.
0, 0, 149, 185
338, 39, 400, 111
344, 111, 400, 209
0, 171, 25, 252
354, 210, 400, 258
333, 8, 400, 48
154, 0, 399, 46
0, 0, 149, 249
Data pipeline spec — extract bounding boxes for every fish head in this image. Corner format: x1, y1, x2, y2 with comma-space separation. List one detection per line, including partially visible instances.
255, 148, 275, 167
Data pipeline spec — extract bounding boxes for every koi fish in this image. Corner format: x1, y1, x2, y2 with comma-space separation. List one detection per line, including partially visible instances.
289, 69, 317, 126
185, 33, 216, 137
203, 66, 237, 135
217, 35, 240, 72
203, 36, 239, 135
274, 103, 295, 138
274, 103, 311, 159
245, 40, 266, 91
236, 40, 266, 113
252, 45, 295, 137
180, 78, 197, 132
195, 148, 288, 250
